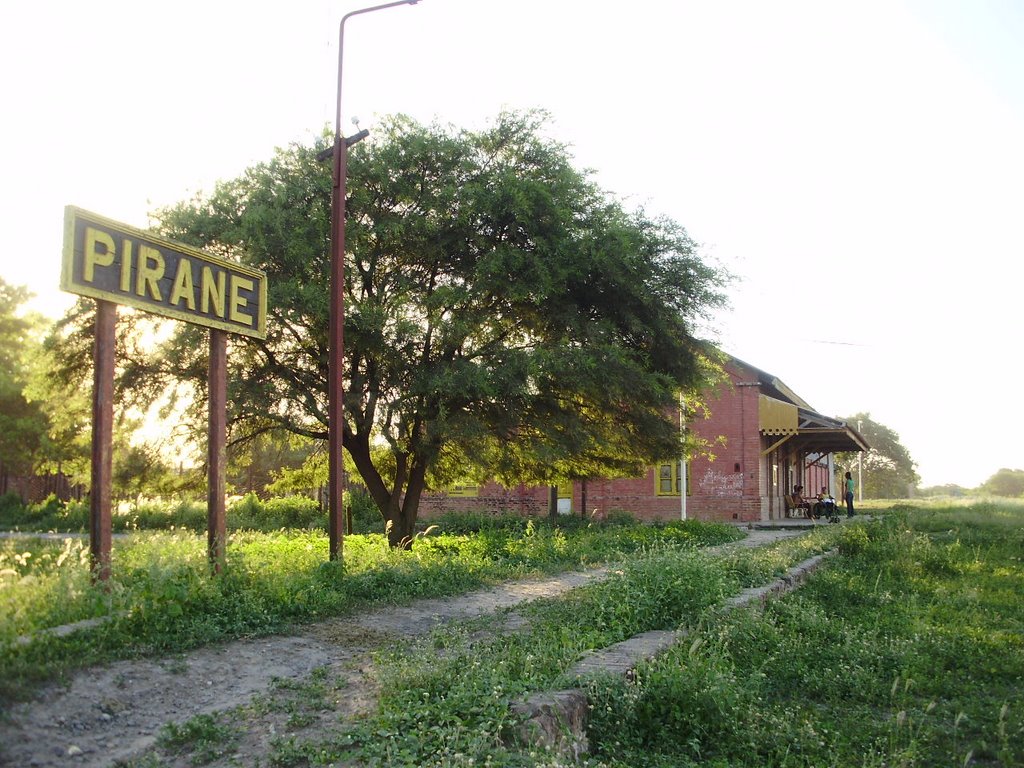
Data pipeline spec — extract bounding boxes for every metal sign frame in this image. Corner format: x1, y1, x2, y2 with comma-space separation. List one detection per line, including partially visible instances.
62, 206, 267, 340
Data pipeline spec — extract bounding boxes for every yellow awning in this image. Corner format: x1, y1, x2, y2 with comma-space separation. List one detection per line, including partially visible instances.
759, 395, 798, 435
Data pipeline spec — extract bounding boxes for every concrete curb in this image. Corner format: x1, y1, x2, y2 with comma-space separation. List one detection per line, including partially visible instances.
508, 549, 836, 759
14, 615, 121, 646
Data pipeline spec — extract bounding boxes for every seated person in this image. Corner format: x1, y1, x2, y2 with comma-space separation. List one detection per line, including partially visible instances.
814, 487, 836, 518
791, 486, 812, 515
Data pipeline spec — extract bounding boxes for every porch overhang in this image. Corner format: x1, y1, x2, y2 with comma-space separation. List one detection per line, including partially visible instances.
788, 427, 869, 454
759, 395, 869, 455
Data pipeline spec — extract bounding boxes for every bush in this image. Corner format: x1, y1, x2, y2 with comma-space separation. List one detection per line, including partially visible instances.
262, 496, 322, 529
55, 499, 88, 530
228, 493, 323, 531
0, 492, 30, 527
426, 509, 531, 534
837, 522, 871, 558
0, 492, 25, 521
348, 487, 383, 534
126, 500, 207, 531
0, 494, 87, 531
601, 508, 638, 526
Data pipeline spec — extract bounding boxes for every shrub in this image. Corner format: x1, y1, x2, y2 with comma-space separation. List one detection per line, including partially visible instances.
262, 496, 322, 529
227, 492, 263, 528
348, 487, 383, 533
0, 492, 25, 522
126, 500, 207, 531
838, 523, 871, 557
426, 510, 531, 535
55, 499, 89, 530
601, 508, 637, 526
228, 493, 323, 531
0, 494, 87, 531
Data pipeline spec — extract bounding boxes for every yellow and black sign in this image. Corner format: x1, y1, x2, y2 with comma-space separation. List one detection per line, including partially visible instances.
61, 206, 267, 339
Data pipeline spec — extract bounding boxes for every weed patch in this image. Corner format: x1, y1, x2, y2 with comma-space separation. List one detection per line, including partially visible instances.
156, 713, 241, 765
585, 503, 1024, 767
320, 530, 842, 767
0, 518, 738, 707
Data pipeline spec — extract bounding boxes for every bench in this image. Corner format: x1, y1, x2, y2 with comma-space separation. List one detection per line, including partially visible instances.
784, 494, 807, 518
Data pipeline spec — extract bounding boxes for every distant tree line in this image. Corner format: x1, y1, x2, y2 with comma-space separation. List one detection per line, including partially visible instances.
835, 413, 1021, 500
977, 468, 1024, 498
835, 413, 919, 499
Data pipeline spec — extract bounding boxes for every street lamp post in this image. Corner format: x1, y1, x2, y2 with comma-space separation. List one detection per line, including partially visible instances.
857, 419, 863, 503
328, 0, 420, 562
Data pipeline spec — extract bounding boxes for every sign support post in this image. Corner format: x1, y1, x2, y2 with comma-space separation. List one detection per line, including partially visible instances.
90, 299, 116, 582
208, 329, 227, 573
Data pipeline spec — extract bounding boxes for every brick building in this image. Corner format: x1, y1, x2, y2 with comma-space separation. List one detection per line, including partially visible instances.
419, 355, 868, 524
0, 470, 84, 505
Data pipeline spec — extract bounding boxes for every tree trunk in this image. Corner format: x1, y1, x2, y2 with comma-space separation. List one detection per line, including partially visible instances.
345, 429, 432, 549
344, 430, 392, 517
388, 460, 427, 549
387, 506, 417, 548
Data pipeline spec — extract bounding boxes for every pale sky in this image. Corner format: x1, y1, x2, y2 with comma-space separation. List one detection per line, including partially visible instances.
1, 0, 1021, 488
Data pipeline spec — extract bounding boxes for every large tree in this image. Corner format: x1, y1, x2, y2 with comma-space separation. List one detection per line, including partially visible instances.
33, 299, 158, 487
25, 308, 94, 483
836, 413, 919, 498
0, 278, 50, 478
139, 112, 726, 545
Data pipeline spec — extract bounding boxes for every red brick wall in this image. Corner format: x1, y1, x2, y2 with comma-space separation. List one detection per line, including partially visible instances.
418, 480, 550, 519
573, 475, 683, 522
685, 366, 765, 522
416, 362, 796, 525
0, 472, 84, 504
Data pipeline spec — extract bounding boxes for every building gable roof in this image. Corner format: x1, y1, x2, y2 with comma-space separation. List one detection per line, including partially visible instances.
726, 354, 869, 453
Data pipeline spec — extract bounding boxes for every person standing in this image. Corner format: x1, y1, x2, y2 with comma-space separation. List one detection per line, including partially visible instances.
844, 471, 855, 517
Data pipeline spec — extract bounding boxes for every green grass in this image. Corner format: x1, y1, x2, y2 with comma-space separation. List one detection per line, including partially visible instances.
241, 502, 1022, 768
583, 502, 1024, 767
296, 526, 844, 767
9, 501, 1021, 767
0, 513, 741, 708
156, 713, 242, 766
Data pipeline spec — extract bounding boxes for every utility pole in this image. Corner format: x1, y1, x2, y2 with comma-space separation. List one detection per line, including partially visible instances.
326, 0, 421, 562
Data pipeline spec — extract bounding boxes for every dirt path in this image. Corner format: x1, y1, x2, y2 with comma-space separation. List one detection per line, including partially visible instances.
0, 527, 804, 767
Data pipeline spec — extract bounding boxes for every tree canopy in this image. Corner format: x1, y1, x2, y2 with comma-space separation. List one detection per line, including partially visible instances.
980, 468, 1024, 498
0, 278, 49, 476
836, 413, 919, 498
139, 111, 727, 545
